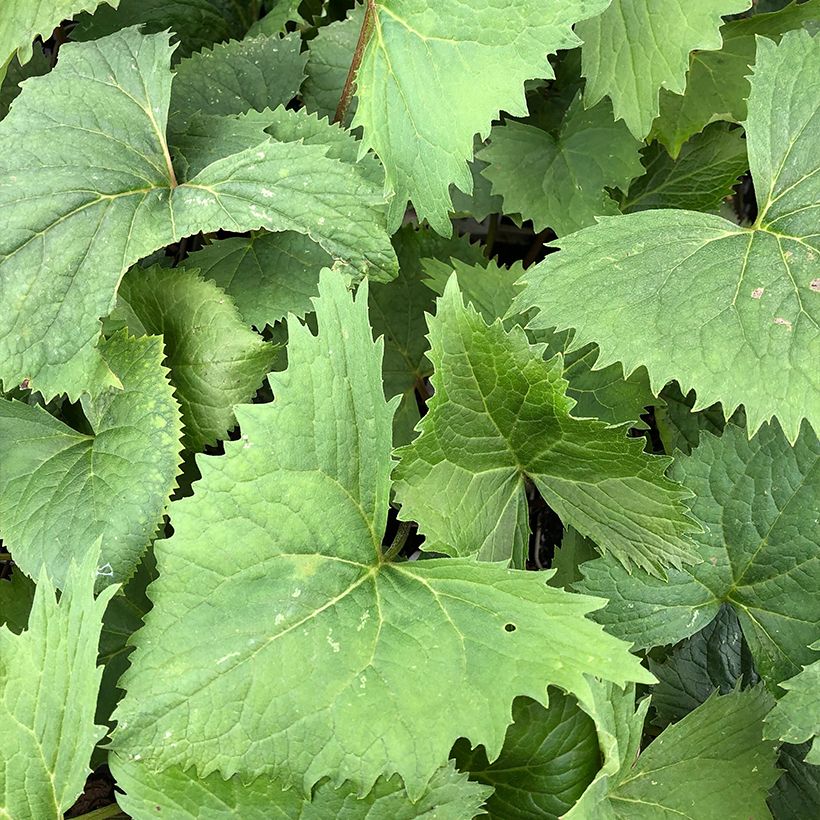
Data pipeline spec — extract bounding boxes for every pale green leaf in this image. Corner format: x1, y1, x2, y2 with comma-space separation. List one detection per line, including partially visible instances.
170, 33, 307, 128
568, 687, 779, 819
516, 31, 820, 441
765, 641, 820, 764
577, 422, 820, 686
393, 277, 696, 574
111, 270, 651, 799
651, 0, 820, 156
110, 758, 491, 820
352, 0, 612, 234
622, 124, 749, 213
479, 95, 643, 235
73, 0, 261, 58
370, 226, 486, 446
0, 28, 396, 401
577, 0, 751, 139
452, 690, 599, 820
0, 333, 182, 590
247, 0, 304, 37
0, 546, 117, 819
117, 265, 276, 450
180, 231, 333, 328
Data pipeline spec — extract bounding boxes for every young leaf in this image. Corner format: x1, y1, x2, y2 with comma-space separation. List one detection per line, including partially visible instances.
393, 278, 697, 574
110, 758, 491, 820
764, 643, 820, 764
180, 232, 333, 328
117, 266, 276, 450
351, 0, 612, 234
577, 422, 820, 687
72, 0, 260, 58
247, 0, 304, 38
0, 28, 396, 402
479, 95, 643, 236
0, 334, 182, 589
452, 691, 600, 820
170, 32, 307, 128
110, 270, 651, 799
621, 124, 749, 213
0, 546, 117, 819
576, 0, 751, 139
567, 687, 779, 818
515, 30, 820, 441
651, 0, 820, 156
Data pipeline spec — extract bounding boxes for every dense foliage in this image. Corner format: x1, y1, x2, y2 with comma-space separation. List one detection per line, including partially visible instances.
0, 1, 818, 818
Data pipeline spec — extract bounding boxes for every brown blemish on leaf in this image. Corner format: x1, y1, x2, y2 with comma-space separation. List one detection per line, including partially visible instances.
810, 278, 820, 292
751, 287, 764, 299
773, 317, 793, 331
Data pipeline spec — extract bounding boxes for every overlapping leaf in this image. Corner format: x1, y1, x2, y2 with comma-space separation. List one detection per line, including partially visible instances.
117, 266, 276, 450
351, 0, 612, 233
479, 95, 643, 236
515, 31, 820, 441
577, 422, 820, 686
111, 271, 651, 799
0, 334, 181, 589
576, 0, 751, 139
0, 547, 117, 819
393, 278, 696, 573
0, 27, 395, 401
110, 758, 491, 820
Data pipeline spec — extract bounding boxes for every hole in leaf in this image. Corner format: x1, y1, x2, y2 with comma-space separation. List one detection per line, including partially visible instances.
504, 623, 516, 633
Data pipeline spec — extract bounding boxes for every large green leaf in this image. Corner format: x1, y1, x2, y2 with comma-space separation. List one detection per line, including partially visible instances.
576, 0, 751, 139
567, 686, 779, 818
0, 334, 181, 590
516, 31, 820, 441
577, 422, 820, 687
117, 266, 276, 450
0, 547, 117, 819
393, 278, 696, 574
170, 32, 307, 128
111, 758, 490, 819
452, 691, 600, 820
111, 270, 651, 799
764, 642, 820, 765
72, 0, 261, 58
479, 95, 643, 236
0, 28, 395, 401
351, 0, 612, 234
651, 0, 820, 156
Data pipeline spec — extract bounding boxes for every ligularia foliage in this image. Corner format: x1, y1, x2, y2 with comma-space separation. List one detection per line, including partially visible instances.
0, 2, 816, 817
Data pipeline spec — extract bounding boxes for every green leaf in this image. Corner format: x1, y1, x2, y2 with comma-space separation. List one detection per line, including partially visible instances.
576, 0, 751, 140
764, 642, 820, 764
117, 265, 276, 451
247, 0, 304, 37
0, 546, 117, 819
0, 569, 35, 634
516, 31, 820, 442
651, 0, 820, 156
180, 232, 333, 328
0, 28, 396, 401
393, 277, 697, 574
768, 742, 820, 819
567, 687, 779, 818
110, 758, 491, 820
302, 3, 364, 124
352, 0, 612, 234
0, 333, 182, 589
479, 95, 643, 235
649, 605, 759, 727
452, 691, 599, 820
72, 0, 261, 58
0, 49, 49, 120
577, 422, 820, 686
110, 270, 651, 799
370, 227, 486, 446
170, 32, 307, 128
449, 154, 505, 223
622, 124, 749, 213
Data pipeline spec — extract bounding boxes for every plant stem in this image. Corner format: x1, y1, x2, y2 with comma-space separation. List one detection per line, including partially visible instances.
382, 521, 412, 562
333, 0, 377, 125
0, 552, 10, 561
